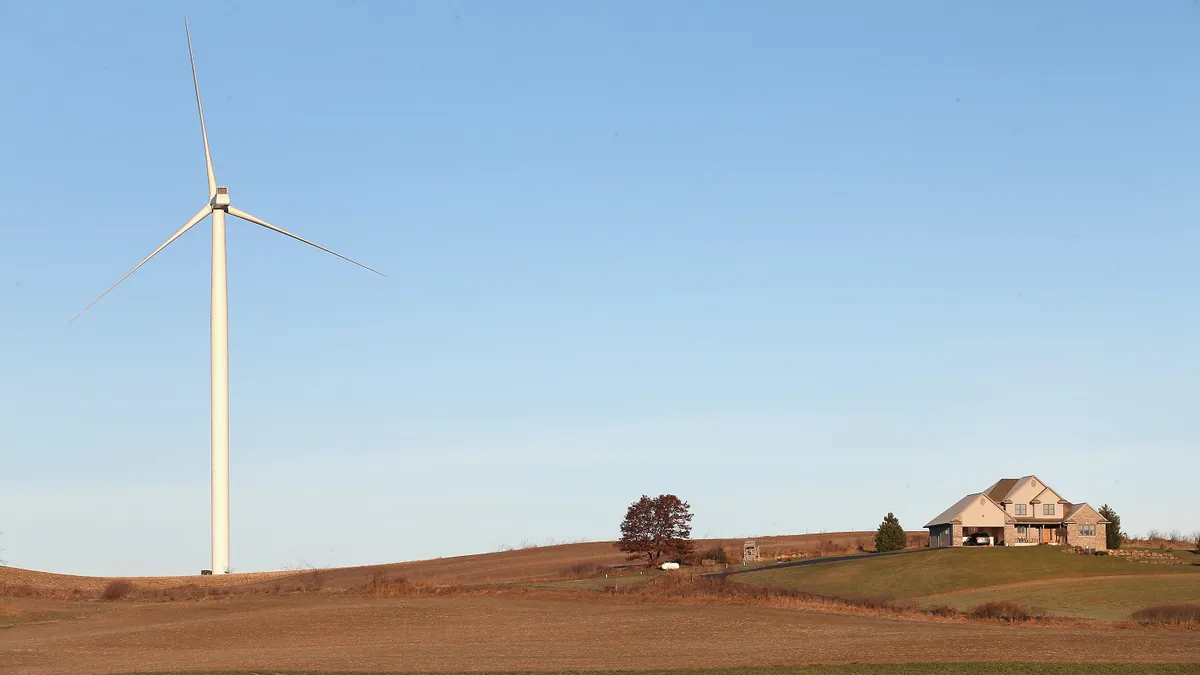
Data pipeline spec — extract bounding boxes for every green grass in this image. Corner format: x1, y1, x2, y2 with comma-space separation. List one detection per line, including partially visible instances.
737, 547, 1200, 601
115, 666, 1200, 675
920, 575, 1200, 621
0, 609, 76, 629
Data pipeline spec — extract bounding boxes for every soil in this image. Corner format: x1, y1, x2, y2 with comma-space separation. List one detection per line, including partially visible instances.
2, 593, 1198, 675
5, 533, 1193, 675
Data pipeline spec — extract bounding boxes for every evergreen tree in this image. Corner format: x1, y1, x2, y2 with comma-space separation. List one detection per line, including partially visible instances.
1098, 504, 1122, 550
874, 512, 907, 552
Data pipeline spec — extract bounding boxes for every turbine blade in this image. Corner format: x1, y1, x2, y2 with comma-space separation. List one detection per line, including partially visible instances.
227, 205, 386, 277
70, 205, 213, 324
185, 18, 217, 198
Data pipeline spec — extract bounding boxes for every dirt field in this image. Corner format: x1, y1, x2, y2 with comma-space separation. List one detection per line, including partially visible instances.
1, 592, 1198, 675
4, 535, 1195, 675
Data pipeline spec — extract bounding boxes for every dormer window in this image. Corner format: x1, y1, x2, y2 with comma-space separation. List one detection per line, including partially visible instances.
1015, 504, 1027, 516
1043, 503, 1055, 516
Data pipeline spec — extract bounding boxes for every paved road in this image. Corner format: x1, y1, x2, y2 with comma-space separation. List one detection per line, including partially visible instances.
707, 546, 940, 579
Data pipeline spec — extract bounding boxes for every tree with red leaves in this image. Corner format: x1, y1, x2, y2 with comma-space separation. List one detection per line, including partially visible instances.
616, 494, 694, 565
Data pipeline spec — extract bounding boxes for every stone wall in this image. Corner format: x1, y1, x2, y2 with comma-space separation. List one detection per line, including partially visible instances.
1003, 523, 1017, 546
951, 523, 963, 547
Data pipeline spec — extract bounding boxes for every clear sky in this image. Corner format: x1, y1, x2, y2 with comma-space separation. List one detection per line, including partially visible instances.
2, 1, 1198, 576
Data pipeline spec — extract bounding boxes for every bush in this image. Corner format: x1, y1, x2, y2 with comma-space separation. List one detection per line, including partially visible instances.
100, 580, 133, 601
700, 546, 728, 564
874, 512, 906, 552
927, 604, 960, 618
563, 563, 606, 577
1131, 604, 1200, 625
969, 601, 1041, 622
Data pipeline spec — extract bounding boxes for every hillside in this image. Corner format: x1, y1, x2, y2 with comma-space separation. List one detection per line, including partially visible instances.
0, 531, 902, 596
736, 546, 1200, 621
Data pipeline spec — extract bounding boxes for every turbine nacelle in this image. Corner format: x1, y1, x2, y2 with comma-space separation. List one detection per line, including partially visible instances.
212, 186, 230, 209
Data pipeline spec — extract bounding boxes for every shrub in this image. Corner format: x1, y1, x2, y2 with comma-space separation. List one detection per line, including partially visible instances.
100, 580, 133, 601
927, 604, 960, 618
874, 512, 906, 552
563, 563, 606, 577
969, 600, 1041, 622
1131, 604, 1200, 625
700, 546, 728, 564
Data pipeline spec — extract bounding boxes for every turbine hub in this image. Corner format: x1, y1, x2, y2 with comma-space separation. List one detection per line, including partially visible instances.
212, 186, 230, 209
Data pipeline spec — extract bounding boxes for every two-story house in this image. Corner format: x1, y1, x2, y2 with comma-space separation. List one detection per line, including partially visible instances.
925, 475, 1109, 550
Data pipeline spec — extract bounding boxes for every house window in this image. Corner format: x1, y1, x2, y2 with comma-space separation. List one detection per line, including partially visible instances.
1014, 504, 1027, 516
1043, 503, 1055, 516
1079, 524, 1096, 537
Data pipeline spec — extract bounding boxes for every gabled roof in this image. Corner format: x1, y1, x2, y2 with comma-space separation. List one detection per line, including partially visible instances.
1031, 486, 1067, 504
1064, 502, 1110, 523
924, 492, 1013, 528
984, 479, 1019, 503
925, 493, 977, 527
983, 475, 1065, 504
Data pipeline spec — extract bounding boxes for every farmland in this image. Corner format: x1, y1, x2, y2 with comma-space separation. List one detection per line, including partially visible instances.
4, 592, 1200, 675
96, 662, 1200, 667
2, 538, 1199, 675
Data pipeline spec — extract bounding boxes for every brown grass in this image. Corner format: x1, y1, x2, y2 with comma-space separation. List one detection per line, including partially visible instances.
1132, 604, 1200, 625
1, 532, 907, 600
1126, 530, 1200, 549
98, 580, 132, 601
968, 600, 1048, 622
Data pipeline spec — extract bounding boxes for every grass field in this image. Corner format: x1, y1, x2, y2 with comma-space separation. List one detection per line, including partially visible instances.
114, 662, 1200, 667
922, 575, 1200, 621
737, 547, 1200, 600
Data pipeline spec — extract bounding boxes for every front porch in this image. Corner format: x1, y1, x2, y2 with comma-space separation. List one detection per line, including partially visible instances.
1010, 523, 1065, 546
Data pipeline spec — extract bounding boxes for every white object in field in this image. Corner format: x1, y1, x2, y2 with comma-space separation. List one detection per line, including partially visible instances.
661, 562, 680, 570
70, 19, 383, 575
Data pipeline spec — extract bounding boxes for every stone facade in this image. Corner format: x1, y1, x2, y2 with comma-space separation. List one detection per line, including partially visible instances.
1064, 505, 1108, 551
926, 476, 1111, 551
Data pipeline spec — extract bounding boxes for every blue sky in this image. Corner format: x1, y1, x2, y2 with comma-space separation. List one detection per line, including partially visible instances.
2, 1, 1199, 575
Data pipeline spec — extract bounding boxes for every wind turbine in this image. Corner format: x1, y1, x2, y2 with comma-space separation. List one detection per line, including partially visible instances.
72, 20, 384, 575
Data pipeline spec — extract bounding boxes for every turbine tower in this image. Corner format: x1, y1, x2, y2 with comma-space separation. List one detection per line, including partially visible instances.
72, 20, 383, 574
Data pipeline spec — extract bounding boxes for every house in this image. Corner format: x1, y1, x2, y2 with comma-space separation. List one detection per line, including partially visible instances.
925, 475, 1109, 550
